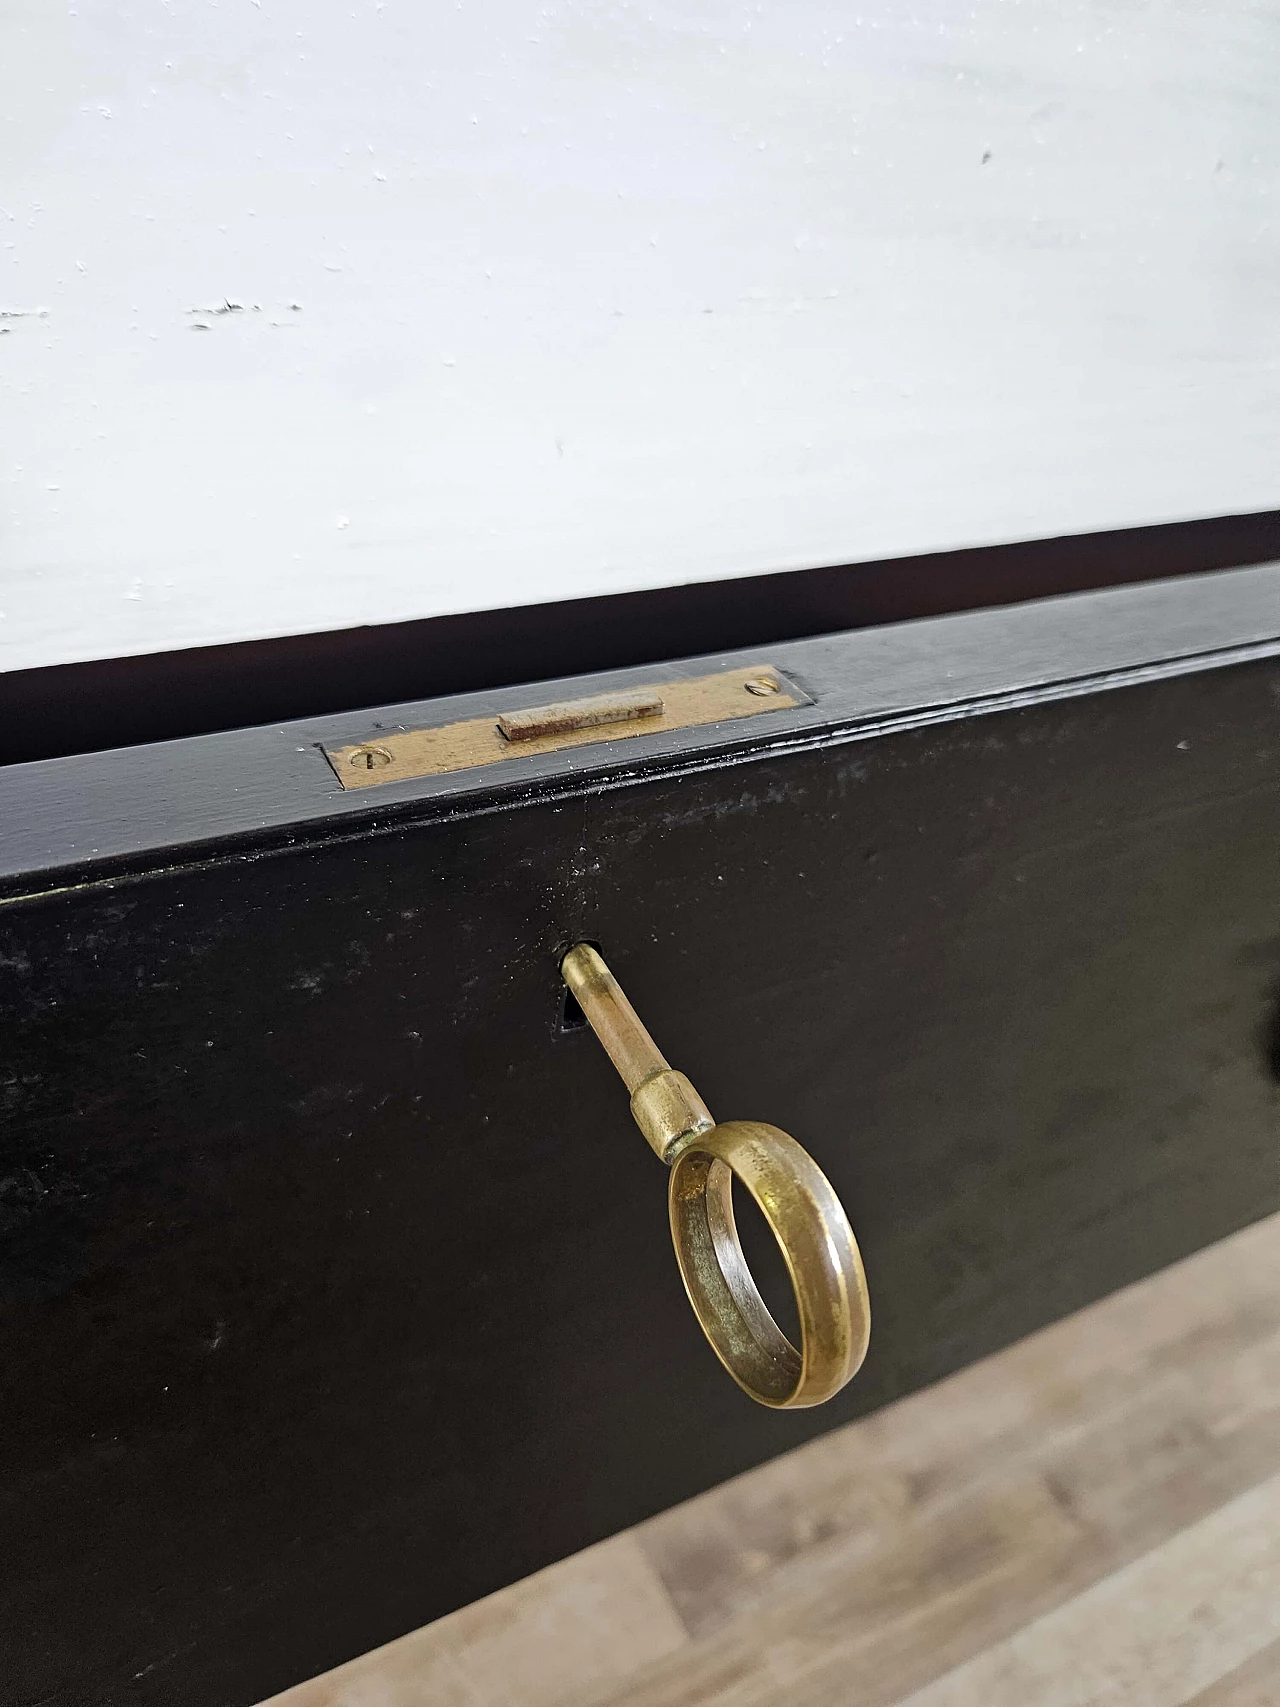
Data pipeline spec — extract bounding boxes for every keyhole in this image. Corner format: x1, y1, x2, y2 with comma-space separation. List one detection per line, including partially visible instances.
1262, 979, 1280, 1083
560, 987, 587, 1032
558, 939, 602, 1033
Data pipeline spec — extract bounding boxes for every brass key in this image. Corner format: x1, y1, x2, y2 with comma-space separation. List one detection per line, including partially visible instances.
560, 944, 870, 1409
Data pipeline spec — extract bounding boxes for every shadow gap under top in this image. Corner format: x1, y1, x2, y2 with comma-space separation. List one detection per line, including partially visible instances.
6, 509, 1280, 767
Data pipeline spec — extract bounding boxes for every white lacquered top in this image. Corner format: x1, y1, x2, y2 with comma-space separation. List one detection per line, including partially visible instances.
3, 0, 1278, 671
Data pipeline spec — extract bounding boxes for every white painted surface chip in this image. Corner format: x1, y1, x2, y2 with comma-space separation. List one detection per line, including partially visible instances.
2, 0, 1278, 669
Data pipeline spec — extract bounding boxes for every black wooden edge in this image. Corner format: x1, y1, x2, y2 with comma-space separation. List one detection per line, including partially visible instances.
5, 509, 1280, 766
3, 563, 1279, 903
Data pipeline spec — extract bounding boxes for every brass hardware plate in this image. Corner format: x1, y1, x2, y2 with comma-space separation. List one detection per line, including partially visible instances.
497, 687, 664, 743
325, 665, 808, 790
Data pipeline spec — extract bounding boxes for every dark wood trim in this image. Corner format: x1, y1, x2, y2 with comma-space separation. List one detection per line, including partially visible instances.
5, 508, 1280, 765
4, 562, 1279, 898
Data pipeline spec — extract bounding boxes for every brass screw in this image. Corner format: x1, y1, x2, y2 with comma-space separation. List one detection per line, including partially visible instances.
350, 746, 393, 770
744, 677, 781, 696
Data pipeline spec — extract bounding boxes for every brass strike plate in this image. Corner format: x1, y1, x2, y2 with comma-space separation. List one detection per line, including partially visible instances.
324, 665, 810, 790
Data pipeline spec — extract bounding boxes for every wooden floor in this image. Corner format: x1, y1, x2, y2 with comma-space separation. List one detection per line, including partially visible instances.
266, 1212, 1280, 1707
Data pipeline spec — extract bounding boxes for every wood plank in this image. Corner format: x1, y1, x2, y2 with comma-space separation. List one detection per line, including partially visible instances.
604, 1329, 1280, 1707
260, 1533, 687, 1707
261, 1213, 1280, 1707
1183, 1638, 1280, 1706
634, 1212, 1280, 1640
893, 1474, 1280, 1707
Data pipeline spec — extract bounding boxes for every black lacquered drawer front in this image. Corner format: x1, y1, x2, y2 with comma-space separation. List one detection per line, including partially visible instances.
4, 581, 1280, 1707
